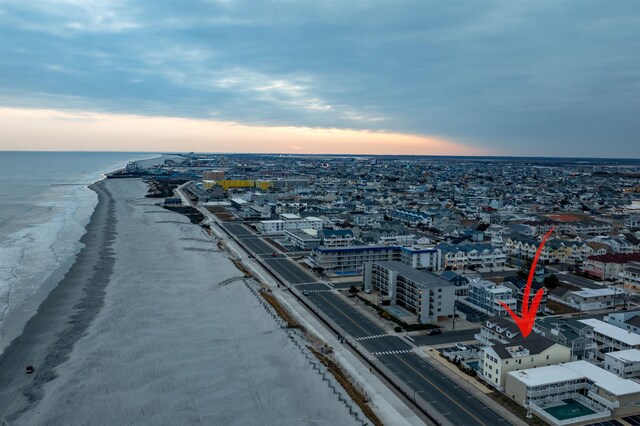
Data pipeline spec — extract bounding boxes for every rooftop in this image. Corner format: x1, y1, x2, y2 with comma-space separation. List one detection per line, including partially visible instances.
374, 260, 453, 289
605, 348, 640, 363
508, 360, 640, 396
578, 318, 640, 346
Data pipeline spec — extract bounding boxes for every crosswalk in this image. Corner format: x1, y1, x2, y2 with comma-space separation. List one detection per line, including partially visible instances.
355, 334, 391, 341
372, 349, 413, 356
293, 282, 326, 286
301, 289, 332, 293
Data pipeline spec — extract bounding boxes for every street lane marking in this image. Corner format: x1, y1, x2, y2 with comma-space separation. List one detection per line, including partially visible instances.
372, 350, 412, 356
356, 334, 392, 341
393, 355, 490, 426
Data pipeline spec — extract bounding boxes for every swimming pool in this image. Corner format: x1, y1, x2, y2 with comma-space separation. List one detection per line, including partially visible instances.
385, 306, 410, 318
464, 360, 480, 371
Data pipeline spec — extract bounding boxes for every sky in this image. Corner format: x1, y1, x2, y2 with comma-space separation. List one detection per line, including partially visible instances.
1, 0, 639, 157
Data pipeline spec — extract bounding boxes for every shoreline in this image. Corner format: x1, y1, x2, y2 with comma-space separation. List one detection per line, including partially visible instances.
0, 180, 116, 421
0, 153, 161, 355
1, 178, 361, 425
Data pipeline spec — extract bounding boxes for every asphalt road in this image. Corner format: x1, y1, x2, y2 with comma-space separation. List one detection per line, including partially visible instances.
410, 329, 479, 346
549, 270, 603, 289
222, 223, 511, 425
307, 291, 508, 425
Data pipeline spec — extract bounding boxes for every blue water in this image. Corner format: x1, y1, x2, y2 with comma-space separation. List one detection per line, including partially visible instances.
386, 306, 410, 318
465, 360, 480, 371
0, 151, 156, 352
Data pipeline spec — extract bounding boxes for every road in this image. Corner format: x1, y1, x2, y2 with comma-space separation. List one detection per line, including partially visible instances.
548, 269, 603, 289
224, 222, 511, 426
410, 329, 479, 346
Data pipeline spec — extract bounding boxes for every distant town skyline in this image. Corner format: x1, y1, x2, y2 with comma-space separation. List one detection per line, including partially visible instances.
1, 1, 640, 158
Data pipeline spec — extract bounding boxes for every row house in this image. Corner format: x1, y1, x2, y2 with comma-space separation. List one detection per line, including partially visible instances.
436, 243, 505, 270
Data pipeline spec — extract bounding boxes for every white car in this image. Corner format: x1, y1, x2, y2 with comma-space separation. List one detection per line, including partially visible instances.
364, 289, 372, 294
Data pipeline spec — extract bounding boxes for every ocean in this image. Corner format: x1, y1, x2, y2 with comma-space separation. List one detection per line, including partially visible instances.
0, 151, 156, 353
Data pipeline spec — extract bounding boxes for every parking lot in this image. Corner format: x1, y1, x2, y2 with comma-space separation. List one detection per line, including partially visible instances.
455, 301, 489, 322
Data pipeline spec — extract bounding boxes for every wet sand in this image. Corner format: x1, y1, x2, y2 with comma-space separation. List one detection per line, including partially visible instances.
0, 180, 116, 421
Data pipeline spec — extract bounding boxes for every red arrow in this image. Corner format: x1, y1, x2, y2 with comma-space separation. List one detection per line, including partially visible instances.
499, 227, 555, 338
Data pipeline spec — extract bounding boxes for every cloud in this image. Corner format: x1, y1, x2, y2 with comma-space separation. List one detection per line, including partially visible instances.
0, 1, 639, 157
0, 107, 484, 156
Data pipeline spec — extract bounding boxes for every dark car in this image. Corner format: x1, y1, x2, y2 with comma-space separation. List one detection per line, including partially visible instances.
426, 328, 442, 336
26, 365, 34, 374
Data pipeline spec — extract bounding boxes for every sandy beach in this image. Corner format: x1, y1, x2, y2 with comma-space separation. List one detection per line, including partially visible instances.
0, 178, 358, 425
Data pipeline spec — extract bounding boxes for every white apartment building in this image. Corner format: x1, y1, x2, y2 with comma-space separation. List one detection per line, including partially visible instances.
506, 361, 640, 424
604, 349, 640, 379
364, 261, 455, 323
578, 318, 640, 360
549, 288, 625, 311
257, 215, 323, 235
479, 336, 571, 390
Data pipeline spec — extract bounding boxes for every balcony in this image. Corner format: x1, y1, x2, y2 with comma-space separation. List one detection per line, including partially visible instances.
587, 391, 620, 409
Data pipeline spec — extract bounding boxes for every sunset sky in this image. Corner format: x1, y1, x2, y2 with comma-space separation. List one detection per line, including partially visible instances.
1, 1, 639, 157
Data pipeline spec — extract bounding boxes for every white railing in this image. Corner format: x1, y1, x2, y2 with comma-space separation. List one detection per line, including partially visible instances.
530, 403, 610, 426
587, 390, 620, 409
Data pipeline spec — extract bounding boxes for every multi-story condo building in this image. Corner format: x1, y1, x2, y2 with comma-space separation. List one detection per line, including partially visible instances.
578, 318, 640, 360
466, 279, 517, 316
258, 214, 323, 235
364, 261, 455, 323
284, 229, 321, 250
534, 317, 597, 361
309, 245, 440, 276
506, 361, 640, 424
604, 349, 640, 379
479, 335, 571, 390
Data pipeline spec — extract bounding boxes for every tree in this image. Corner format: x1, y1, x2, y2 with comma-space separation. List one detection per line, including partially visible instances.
543, 274, 560, 289
349, 285, 359, 294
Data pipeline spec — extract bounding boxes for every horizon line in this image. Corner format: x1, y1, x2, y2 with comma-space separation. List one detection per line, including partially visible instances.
2, 149, 639, 161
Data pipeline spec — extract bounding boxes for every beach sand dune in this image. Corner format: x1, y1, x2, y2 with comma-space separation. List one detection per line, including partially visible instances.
1, 179, 357, 425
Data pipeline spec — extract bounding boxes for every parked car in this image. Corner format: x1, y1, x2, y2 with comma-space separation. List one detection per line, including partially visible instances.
364, 288, 372, 294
